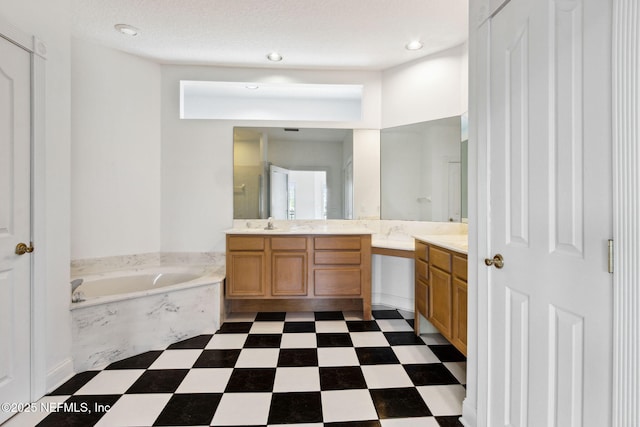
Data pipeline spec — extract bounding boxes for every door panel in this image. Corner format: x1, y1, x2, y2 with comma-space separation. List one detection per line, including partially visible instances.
487, 0, 611, 426
0, 36, 31, 423
272, 253, 307, 296
269, 165, 290, 219
428, 267, 452, 338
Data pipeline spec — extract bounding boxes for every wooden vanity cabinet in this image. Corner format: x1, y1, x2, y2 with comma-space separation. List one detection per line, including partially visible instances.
414, 238, 468, 356
226, 234, 372, 318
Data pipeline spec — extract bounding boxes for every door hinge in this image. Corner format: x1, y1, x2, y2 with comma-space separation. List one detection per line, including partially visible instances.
608, 239, 614, 274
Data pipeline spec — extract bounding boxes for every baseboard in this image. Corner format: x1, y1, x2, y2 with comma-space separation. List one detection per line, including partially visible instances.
46, 357, 75, 394
460, 398, 477, 427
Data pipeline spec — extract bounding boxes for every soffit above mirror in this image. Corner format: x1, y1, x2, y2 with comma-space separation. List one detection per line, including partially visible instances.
181, 81, 362, 121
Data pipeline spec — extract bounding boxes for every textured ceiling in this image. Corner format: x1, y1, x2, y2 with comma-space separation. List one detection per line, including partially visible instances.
71, 0, 468, 70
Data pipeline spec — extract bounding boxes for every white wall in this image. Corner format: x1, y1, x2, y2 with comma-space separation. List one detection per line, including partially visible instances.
382, 43, 468, 128
0, 0, 74, 393
71, 38, 162, 259
161, 65, 382, 252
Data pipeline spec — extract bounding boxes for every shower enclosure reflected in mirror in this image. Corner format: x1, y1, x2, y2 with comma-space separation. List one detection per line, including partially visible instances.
380, 115, 467, 222
233, 127, 354, 220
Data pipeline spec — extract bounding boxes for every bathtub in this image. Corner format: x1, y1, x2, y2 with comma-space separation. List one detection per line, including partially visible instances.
70, 264, 224, 372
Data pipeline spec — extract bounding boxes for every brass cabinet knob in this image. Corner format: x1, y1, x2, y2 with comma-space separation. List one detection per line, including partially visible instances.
484, 254, 504, 269
15, 242, 34, 255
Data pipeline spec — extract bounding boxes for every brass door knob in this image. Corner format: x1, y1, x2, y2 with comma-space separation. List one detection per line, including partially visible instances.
15, 242, 34, 255
484, 254, 504, 269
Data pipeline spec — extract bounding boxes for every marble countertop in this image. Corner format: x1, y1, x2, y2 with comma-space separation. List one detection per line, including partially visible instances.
371, 237, 415, 251
413, 234, 468, 254
225, 227, 374, 235
227, 219, 469, 254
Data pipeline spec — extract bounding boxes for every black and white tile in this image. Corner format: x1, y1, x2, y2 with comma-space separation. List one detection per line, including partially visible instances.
6, 308, 466, 427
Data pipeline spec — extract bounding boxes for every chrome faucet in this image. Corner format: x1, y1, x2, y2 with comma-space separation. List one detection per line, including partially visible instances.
71, 278, 83, 293
265, 217, 275, 230
71, 278, 86, 303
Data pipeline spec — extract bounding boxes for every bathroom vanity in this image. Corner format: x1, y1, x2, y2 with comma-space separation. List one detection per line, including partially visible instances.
414, 235, 468, 355
225, 230, 372, 319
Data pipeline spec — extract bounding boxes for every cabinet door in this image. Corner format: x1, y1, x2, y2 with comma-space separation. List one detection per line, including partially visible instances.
272, 252, 308, 296
452, 278, 467, 355
416, 279, 429, 318
227, 252, 266, 297
428, 266, 452, 338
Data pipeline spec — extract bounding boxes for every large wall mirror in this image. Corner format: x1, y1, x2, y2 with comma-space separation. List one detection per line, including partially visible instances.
233, 127, 354, 220
380, 115, 467, 222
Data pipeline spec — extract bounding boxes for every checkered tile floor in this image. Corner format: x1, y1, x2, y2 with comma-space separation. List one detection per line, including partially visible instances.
7, 308, 466, 426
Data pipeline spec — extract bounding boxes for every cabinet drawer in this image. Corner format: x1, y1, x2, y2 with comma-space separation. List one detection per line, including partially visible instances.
228, 236, 265, 251
429, 246, 452, 272
453, 255, 467, 281
314, 269, 361, 296
416, 279, 428, 318
271, 236, 307, 251
416, 259, 429, 282
314, 251, 361, 265
314, 236, 361, 250
415, 241, 428, 262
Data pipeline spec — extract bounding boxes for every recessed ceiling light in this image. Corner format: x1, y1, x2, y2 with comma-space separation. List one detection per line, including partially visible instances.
115, 24, 139, 36
267, 52, 283, 62
245, 84, 259, 90
405, 40, 423, 51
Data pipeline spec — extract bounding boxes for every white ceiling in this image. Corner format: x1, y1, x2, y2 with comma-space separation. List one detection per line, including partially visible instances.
71, 0, 468, 70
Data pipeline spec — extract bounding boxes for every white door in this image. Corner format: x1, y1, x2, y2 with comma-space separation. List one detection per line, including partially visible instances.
485, 0, 612, 425
270, 165, 290, 219
0, 36, 32, 422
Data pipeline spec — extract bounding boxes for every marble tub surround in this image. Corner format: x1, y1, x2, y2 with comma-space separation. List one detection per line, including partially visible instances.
71, 251, 226, 276
71, 264, 225, 309
70, 252, 225, 372
71, 252, 162, 276
71, 282, 221, 372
